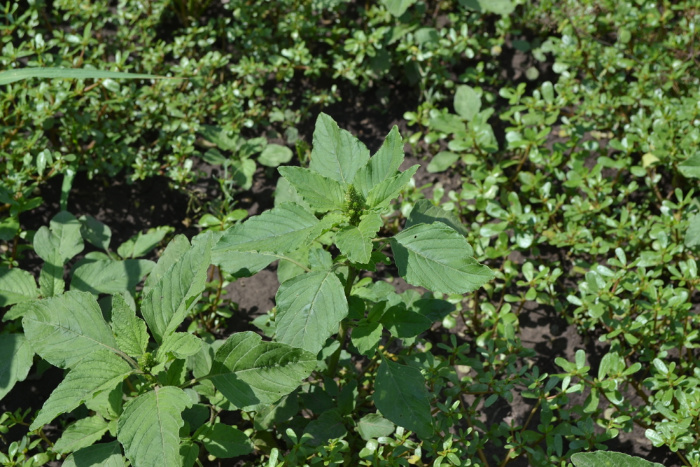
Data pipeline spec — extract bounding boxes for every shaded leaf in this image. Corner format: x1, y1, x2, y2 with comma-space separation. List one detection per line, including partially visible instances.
79, 215, 111, 251
62, 441, 124, 467
405, 199, 468, 236
373, 359, 433, 439
0, 333, 34, 400
200, 423, 253, 458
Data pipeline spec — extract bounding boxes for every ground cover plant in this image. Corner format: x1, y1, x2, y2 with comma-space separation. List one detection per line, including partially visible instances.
1, 0, 699, 466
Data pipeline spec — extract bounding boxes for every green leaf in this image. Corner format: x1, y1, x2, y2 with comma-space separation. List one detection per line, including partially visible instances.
143, 235, 190, 292
117, 226, 173, 259
678, 153, 700, 179
141, 235, 211, 343
310, 113, 370, 185
71, 260, 154, 295
0, 67, 180, 85
62, 441, 124, 467
391, 222, 494, 294
200, 423, 253, 458
278, 167, 346, 212
366, 165, 419, 208
259, 144, 293, 167
110, 294, 149, 359
336, 212, 383, 264
214, 203, 320, 255
357, 413, 395, 441
350, 321, 383, 356
0, 333, 34, 400
39, 263, 64, 298
381, 0, 416, 16
405, 200, 469, 236
373, 358, 433, 439
117, 387, 192, 467
303, 409, 347, 446
229, 157, 256, 190
53, 416, 110, 454
33, 211, 84, 265
380, 305, 432, 338
459, 0, 515, 15
209, 331, 316, 409
685, 213, 700, 247
275, 270, 348, 354
454, 85, 481, 121
79, 215, 112, 251
427, 151, 460, 173
571, 451, 664, 467
353, 126, 405, 197
22, 291, 119, 368
30, 350, 133, 430
157, 332, 203, 361
0, 267, 38, 306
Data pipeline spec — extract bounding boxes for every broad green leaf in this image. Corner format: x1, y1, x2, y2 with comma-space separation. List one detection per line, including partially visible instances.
62, 441, 124, 467
310, 113, 370, 185
381, 0, 416, 16
685, 213, 700, 247
22, 291, 119, 368
53, 416, 110, 454
335, 212, 383, 264
0, 333, 34, 400
0, 267, 38, 306
678, 153, 700, 179
229, 157, 256, 190
278, 167, 346, 212
110, 294, 149, 359
350, 321, 383, 356
30, 350, 133, 430
200, 423, 253, 458
259, 144, 293, 167
373, 359, 433, 439
33, 211, 84, 265
117, 226, 173, 259
275, 270, 348, 354
459, 0, 514, 15
353, 126, 405, 197
391, 222, 494, 294
427, 151, 460, 173
571, 451, 664, 467
454, 85, 481, 121
141, 236, 211, 343
143, 235, 190, 293
79, 215, 112, 251
0, 67, 178, 85
380, 305, 432, 338
157, 332, 203, 361
303, 409, 347, 446
366, 165, 419, 208
39, 263, 64, 298
214, 203, 320, 255
405, 200, 469, 236
209, 331, 316, 409
117, 387, 192, 467
357, 413, 395, 441
85, 382, 122, 421
71, 260, 154, 295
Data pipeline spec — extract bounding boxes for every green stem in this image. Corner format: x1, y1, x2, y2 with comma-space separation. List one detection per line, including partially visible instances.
327, 265, 358, 377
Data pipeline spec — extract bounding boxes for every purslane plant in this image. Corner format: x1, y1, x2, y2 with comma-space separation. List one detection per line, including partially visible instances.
0, 114, 493, 464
